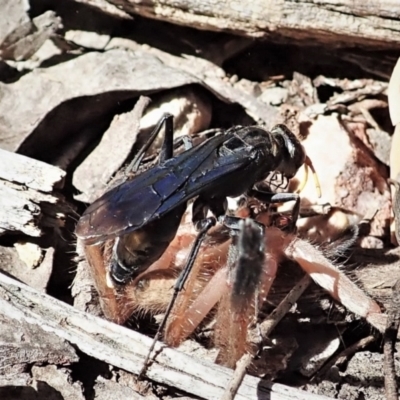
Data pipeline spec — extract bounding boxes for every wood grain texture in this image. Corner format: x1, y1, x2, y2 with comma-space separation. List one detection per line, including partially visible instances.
0, 148, 65, 191
0, 150, 67, 236
0, 271, 333, 400
106, 0, 400, 48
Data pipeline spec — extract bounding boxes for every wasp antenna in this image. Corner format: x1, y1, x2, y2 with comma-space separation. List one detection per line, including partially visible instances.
295, 162, 309, 194
305, 156, 322, 198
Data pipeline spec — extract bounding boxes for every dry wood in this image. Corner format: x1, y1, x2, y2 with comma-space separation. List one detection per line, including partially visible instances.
94, 376, 146, 399
106, 0, 400, 49
260, 274, 312, 339
0, 10, 62, 61
383, 279, 400, 400
73, 96, 151, 202
0, 180, 67, 235
0, 316, 78, 375
0, 149, 68, 236
0, 50, 199, 154
31, 365, 86, 400
0, 148, 65, 191
0, 271, 333, 400
112, 42, 279, 124
222, 353, 253, 400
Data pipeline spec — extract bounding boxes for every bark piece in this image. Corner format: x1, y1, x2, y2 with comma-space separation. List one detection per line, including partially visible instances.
337, 350, 400, 400
0, 245, 53, 291
94, 376, 145, 399
0, 148, 65, 191
65, 30, 110, 50
0, 373, 31, 387
0, 150, 67, 237
0, 272, 334, 400
73, 96, 151, 202
0, 315, 78, 375
0, 181, 68, 237
364, 128, 391, 167
106, 38, 278, 125
294, 114, 390, 239
14, 242, 44, 269
0, 0, 30, 50
0, 10, 62, 61
31, 365, 85, 400
105, 0, 400, 49
72, 241, 104, 317
0, 49, 199, 156
75, 0, 133, 19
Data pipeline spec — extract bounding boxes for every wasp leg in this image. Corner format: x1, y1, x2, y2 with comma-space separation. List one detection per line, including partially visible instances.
139, 216, 216, 378
250, 189, 300, 232
191, 195, 228, 226
127, 113, 174, 173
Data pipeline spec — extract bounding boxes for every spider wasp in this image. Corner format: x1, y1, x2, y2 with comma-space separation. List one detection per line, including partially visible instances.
75, 113, 338, 373
76, 114, 317, 284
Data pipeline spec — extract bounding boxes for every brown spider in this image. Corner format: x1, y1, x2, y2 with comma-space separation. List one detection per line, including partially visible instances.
78, 202, 386, 369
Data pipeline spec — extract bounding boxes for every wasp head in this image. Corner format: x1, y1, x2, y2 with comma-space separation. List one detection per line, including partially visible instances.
271, 124, 306, 178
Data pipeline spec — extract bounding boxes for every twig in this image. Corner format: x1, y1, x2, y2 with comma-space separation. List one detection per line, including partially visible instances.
314, 335, 376, 380
221, 353, 253, 400
260, 274, 312, 338
383, 279, 400, 400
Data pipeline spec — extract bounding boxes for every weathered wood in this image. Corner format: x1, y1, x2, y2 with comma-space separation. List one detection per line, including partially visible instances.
94, 376, 146, 399
0, 148, 65, 191
0, 50, 199, 155
106, 0, 400, 49
0, 272, 333, 400
31, 365, 85, 400
0, 10, 62, 61
73, 96, 151, 202
0, 150, 68, 236
108, 41, 279, 124
0, 316, 78, 375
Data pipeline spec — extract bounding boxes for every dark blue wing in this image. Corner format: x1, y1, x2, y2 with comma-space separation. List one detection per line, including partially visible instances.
76, 132, 252, 244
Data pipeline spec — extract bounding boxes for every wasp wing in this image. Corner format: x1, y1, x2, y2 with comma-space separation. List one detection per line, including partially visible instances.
76, 132, 253, 244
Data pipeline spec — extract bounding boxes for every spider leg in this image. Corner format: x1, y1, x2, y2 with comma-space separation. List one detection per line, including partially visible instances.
215, 218, 267, 367
163, 215, 237, 347
122, 214, 199, 318
164, 216, 276, 368
80, 240, 133, 323
139, 216, 216, 377
165, 258, 230, 346
221, 216, 273, 311
281, 229, 385, 332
